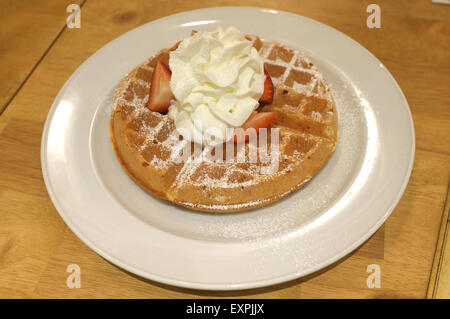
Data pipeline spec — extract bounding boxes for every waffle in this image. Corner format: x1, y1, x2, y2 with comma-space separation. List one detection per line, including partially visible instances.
110, 34, 338, 213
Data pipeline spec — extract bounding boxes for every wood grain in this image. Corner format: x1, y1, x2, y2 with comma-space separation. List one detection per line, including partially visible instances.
435, 189, 450, 298
428, 186, 450, 298
0, 0, 449, 298
0, 0, 85, 114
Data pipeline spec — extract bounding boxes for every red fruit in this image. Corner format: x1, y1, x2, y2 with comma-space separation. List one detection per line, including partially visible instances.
233, 112, 278, 143
148, 61, 175, 113
259, 68, 274, 104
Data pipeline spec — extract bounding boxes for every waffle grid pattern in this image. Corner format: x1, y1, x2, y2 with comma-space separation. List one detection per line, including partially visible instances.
112, 35, 338, 210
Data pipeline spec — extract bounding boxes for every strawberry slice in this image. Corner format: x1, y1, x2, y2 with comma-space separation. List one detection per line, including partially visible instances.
259, 68, 274, 104
233, 111, 278, 143
148, 61, 175, 113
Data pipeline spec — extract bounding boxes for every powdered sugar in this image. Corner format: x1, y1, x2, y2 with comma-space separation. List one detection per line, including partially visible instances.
111, 36, 338, 211
253, 39, 331, 102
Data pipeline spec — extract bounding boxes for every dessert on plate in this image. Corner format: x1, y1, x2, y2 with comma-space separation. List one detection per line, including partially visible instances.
110, 26, 338, 213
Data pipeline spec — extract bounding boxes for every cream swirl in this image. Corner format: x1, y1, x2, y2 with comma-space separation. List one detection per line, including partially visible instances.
168, 26, 265, 146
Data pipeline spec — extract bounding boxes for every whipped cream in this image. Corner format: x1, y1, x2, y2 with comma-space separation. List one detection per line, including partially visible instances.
168, 26, 265, 146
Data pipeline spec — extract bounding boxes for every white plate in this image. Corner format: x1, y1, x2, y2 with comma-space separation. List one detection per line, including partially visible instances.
41, 7, 414, 290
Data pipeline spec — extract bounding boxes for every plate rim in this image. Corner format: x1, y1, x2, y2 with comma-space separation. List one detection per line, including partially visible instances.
41, 6, 415, 291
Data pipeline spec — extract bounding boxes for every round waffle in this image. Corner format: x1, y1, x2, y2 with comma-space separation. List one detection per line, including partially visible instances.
110, 34, 338, 213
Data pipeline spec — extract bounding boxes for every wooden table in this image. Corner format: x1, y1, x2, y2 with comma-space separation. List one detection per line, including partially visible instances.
1, 0, 449, 299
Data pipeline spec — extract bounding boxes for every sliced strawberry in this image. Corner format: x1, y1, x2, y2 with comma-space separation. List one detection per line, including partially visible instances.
259, 68, 274, 104
233, 111, 278, 143
148, 61, 175, 113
